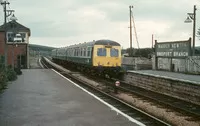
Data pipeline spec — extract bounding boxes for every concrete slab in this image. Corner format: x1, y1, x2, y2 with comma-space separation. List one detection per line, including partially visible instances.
0, 69, 138, 126
128, 70, 200, 84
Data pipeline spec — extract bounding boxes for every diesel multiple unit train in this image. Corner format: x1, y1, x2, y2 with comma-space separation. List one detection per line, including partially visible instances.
51, 39, 122, 77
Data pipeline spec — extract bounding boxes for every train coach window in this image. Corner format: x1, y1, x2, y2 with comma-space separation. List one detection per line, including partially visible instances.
110, 48, 119, 57
84, 48, 86, 56
80, 48, 83, 56
74, 49, 77, 56
87, 47, 92, 57
97, 48, 106, 56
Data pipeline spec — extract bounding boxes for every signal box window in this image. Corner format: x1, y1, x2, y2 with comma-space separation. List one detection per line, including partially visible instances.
110, 48, 119, 57
97, 48, 106, 56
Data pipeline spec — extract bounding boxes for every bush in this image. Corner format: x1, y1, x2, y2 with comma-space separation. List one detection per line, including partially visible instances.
14, 68, 22, 75
6, 65, 17, 81
0, 71, 7, 88
0, 65, 19, 90
0, 67, 8, 89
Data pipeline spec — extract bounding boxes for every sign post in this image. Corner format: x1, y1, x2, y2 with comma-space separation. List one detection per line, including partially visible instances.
114, 81, 120, 93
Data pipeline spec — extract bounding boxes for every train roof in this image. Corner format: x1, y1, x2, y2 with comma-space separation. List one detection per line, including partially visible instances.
67, 39, 121, 48
95, 40, 120, 46
53, 39, 120, 51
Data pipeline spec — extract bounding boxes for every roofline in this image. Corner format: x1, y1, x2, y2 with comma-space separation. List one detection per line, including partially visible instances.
0, 21, 31, 36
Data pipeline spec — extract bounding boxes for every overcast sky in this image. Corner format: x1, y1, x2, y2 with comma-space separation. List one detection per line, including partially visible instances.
0, 0, 200, 48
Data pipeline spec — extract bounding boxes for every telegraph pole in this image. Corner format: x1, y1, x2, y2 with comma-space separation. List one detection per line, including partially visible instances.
129, 5, 133, 57
185, 5, 197, 56
152, 34, 154, 49
192, 5, 196, 56
1, 1, 10, 68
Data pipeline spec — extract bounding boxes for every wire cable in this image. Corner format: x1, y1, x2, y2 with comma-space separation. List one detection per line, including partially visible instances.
131, 10, 140, 56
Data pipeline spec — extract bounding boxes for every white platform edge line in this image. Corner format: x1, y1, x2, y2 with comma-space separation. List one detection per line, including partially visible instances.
51, 69, 146, 126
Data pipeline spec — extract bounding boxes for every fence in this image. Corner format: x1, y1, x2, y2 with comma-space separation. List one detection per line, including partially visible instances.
152, 55, 200, 74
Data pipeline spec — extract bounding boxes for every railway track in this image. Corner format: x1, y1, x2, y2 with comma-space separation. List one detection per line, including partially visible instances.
40, 57, 52, 69
41, 57, 171, 126
117, 80, 200, 119
89, 75, 200, 120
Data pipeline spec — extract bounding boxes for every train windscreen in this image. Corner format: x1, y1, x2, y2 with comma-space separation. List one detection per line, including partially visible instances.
97, 48, 106, 56
110, 48, 119, 57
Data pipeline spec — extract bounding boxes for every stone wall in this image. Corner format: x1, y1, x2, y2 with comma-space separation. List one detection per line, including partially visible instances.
124, 71, 200, 105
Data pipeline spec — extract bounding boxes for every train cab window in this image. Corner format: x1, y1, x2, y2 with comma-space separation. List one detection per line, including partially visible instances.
110, 48, 119, 57
97, 48, 106, 56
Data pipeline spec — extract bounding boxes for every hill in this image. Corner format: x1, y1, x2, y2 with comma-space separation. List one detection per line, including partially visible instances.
29, 44, 56, 51
29, 44, 56, 56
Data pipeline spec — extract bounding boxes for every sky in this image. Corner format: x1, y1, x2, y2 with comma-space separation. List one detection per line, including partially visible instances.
0, 0, 200, 49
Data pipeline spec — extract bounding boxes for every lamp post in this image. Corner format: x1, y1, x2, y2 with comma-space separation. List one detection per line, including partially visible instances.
169, 49, 174, 71
184, 5, 197, 56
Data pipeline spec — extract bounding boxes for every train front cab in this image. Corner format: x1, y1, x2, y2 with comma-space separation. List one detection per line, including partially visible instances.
92, 44, 122, 77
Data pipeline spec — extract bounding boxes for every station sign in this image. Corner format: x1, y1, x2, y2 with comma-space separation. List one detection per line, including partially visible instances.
155, 38, 191, 58
115, 81, 120, 87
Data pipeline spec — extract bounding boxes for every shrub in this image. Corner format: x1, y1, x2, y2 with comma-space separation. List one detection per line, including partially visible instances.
0, 68, 8, 89
6, 65, 17, 81
0, 65, 20, 90
14, 68, 22, 75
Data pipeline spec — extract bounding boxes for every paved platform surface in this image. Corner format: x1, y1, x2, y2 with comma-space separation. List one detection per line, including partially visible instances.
128, 70, 200, 84
29, 56, 41, 69
0, 69, 137, 126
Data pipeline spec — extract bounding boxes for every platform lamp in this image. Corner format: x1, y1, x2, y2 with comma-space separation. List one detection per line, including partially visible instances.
184, 5, 197, 56
10, 13, 18, 69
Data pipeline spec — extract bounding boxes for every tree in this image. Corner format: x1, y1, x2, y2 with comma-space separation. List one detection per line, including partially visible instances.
125, 48, 153, 58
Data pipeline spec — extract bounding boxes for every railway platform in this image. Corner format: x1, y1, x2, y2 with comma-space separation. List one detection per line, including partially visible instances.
0, 69, 138, 126
126, 70, 200, 106
29, 56, 41, 69
128, 70, 200, 84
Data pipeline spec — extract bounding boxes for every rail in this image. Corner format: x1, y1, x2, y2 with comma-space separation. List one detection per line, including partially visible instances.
41, 57, 171, 126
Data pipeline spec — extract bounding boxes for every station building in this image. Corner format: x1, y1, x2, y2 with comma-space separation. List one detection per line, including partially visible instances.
0, 20, 31, 69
